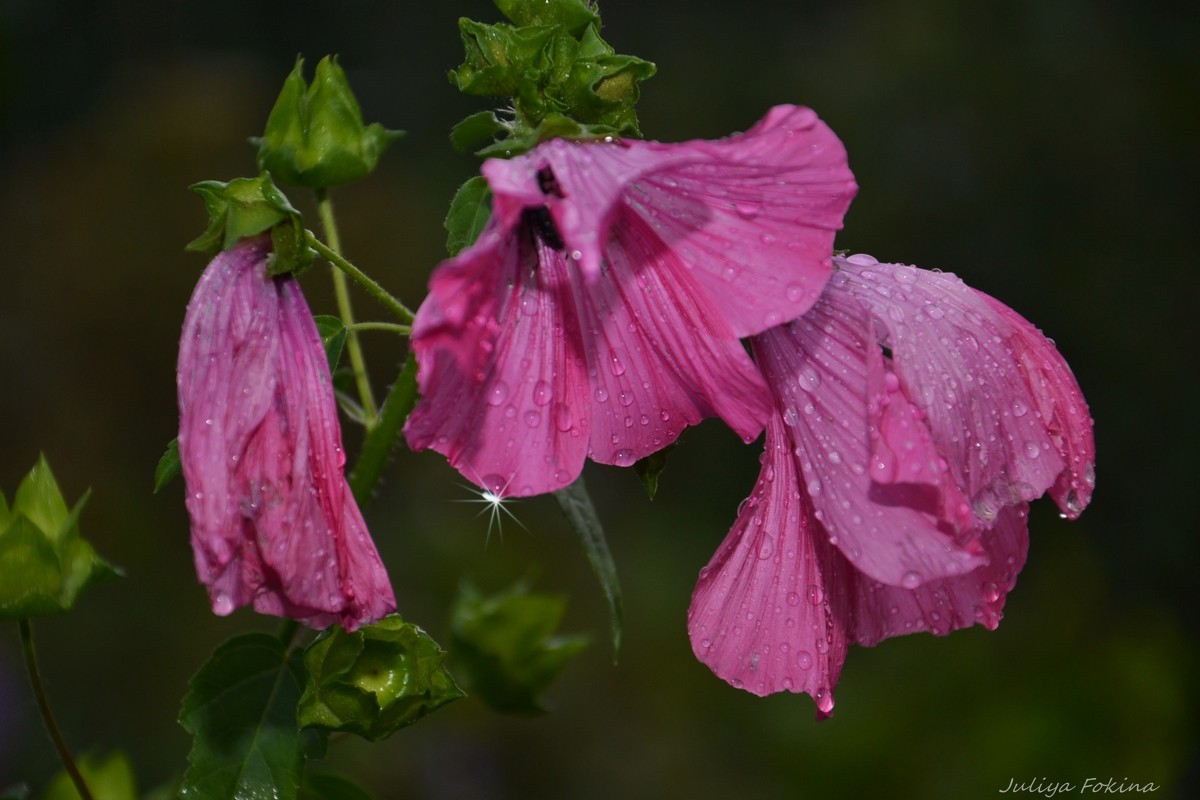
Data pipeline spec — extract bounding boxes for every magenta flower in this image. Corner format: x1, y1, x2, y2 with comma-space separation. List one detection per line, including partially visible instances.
405, 105, 857, 497
177, 236, 395, 631
689, 254, 1095, 717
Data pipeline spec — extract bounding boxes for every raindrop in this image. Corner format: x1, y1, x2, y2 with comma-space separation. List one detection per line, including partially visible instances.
798, 367, 822, 392
734, 201, 763, 219
524, 410, 542, 427
785, 283, 805, 302
613, 449, 637, 467
797, 651, 813, 670
1023, 441, 1041, 459
609, 355, 627, 376
786, 591, 801, 607
1011, 399, 1029, 417
487, 381, 509, 407
533, 380, 552, 406
901, 571, 921, 589
594, 386, 609, 403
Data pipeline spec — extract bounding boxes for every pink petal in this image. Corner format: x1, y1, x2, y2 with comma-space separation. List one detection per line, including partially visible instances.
752, 298, 986, 588
689, 415, 847, 718
849, 504, 1029, 646
832, 255, 1094, 522
404, 225, 592, 496
482, 104, 857, 334
578, 204, 772, 466
178, 237, 395, 631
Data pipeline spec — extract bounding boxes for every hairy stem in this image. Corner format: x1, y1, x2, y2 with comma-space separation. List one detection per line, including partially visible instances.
306, 234, 415, 325
19, 619, 95, 800
316, 189, 379, 427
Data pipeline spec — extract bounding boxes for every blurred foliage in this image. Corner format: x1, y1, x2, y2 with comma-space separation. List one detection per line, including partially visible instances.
0, 1, 1196, 798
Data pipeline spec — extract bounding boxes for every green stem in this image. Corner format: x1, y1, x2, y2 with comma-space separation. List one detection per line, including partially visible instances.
348, 322, 412, 335
316, 189, 379, 427
306, 233, 415, 325
348, 354, 420, 504
19, 619, 95, 800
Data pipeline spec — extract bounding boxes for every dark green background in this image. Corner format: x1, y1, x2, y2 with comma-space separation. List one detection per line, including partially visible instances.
1, 1, 1195, 797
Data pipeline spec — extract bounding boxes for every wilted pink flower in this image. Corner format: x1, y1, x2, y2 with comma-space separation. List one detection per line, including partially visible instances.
177, 236, 395, 631
689, 254, 1095, 717
405, 105, 857, 497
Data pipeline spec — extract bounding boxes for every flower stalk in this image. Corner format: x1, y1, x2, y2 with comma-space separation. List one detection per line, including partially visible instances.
316, 189, 379, 427
19, 619, 95, 800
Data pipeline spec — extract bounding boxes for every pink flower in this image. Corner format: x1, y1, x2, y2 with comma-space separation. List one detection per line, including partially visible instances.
177, 236, 395, 631
689, 254, 1095, 717
405, 106, 857, 497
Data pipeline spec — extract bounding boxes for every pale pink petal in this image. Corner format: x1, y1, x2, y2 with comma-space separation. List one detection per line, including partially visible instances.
482, 104, 857, 333
178, 237, 395, 631
832, 255, 1094, 523
689, 415, 847, 718
404, 224, 592, 496
752, 298, 986, 588
849, 504, 1029, 646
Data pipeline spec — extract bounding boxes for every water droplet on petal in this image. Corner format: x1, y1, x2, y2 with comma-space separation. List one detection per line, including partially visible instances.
523, 410, 541, 427
1012, 399, 1029, 417
901, 571, 921, 589
533, 380, 552, 406
612, 449, 637, 467
797, 650, 813, 670
487, 381, 509, 407
1024, 441, 1041, 459
798, 366, 822, 392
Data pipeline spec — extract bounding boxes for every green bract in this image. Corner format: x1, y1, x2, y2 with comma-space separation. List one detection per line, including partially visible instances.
297, 615, 464, 742
185, 174, 311, 276
256, 56, 403, 189
0, 456, 119, 619
449, 0, 655, 156
450, 582, 588, 715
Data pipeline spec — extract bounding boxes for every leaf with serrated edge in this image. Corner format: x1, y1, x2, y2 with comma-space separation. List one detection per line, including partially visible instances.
178, 634, 305, 800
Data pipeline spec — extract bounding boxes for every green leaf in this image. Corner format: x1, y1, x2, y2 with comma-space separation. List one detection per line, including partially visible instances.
41, 751, 137, 800
0, 456, 120, 619
298, 774, 374, 800
633, 444, 674, 500
312, 315, 348, 373
450, 582, 588, 715
450, 111, 506, 153
297, 615, 463, 742
256, 56, 403, 189
153, 438, 181, 494
348, 354, 419, 504
553, 478, 622, 657
178, 634, 306, 800
444, 177, 492, 256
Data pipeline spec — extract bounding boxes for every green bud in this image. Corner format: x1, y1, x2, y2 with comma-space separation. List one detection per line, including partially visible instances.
0, 456, 120, 619
256, 56, 403, 189
297, 615, 464, 742
185, 174, 312, 276
449, 582, 588, 715
494, 0, 600, 33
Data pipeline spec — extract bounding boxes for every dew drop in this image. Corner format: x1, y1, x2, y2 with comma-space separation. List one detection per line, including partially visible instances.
523, 410, 541, 427
487, 381, 509, 407
533, 380, 552, 406
609, 355, 626, 376
798, 366, 822, 392
594, 386, 609, 403
613, 449, 637, 467
901, 571, 921, 589
1024, 441, 1041, 459
797, 650, 813, 670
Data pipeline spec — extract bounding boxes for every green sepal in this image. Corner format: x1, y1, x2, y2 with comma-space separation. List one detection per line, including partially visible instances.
256, 56, 403, 189
449, 20, 556, 99
298, 774, 375, 800
0, 456, 120, 619
153, 438, 181, 494
450, 581, 588, 715
185, 174, 312, 276
494, 0, 600, 33
633, 444, 674, 501
297, 614, 464, 742
41, 751, 137, 800
312, 315, 348, 373
444, 177, 493, 256
553, 478, 622, 657
178, 634, 307, 800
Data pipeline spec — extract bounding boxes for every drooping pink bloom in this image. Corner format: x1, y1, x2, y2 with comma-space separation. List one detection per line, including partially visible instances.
405, 106, 857, 497
177, 236, 395, 631
689, 254, 1095, 717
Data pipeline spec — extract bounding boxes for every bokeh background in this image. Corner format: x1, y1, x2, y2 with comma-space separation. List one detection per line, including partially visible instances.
1, 0, 1196, 797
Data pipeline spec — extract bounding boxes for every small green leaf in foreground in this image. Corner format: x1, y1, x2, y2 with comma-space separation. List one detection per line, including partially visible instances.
450, 582, 588, 716
41, 751, 137, 800
153, 438, 181, 494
